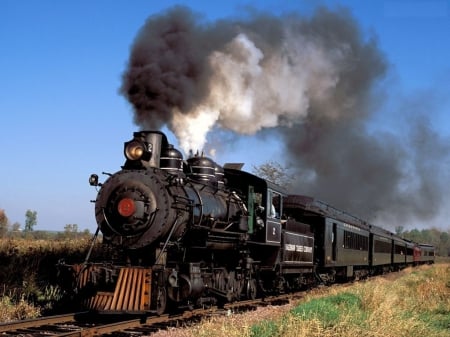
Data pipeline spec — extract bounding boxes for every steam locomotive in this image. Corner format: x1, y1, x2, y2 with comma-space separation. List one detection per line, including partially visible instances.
59, 130, 435, 315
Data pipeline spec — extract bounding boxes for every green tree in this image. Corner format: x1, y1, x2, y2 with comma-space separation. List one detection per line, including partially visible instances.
0, 209, 8, 237
24, 210, 37, 232
408, 229, 421, 242
64, 223, 78, 233
394, 226, 404, 235
63, 224, 79, 239
402, 227, 450, 256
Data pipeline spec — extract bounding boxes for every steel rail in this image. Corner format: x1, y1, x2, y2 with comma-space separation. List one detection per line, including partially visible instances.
58, 318, 145, 337
0, 312, 87, 333
57, 307, 221, 337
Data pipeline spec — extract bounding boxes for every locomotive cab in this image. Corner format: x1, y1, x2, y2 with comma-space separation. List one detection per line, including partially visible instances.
223, 166, 315, 291
223, 164, 285, 243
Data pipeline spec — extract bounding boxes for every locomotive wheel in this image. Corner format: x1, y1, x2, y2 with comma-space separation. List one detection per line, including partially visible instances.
246, 279, 257, 300
156, 287, 167, 315
225, 271, 240, 302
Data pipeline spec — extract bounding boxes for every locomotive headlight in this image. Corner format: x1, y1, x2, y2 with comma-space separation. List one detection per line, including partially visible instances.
89, 174, 99, 186
124, 140, 145, 160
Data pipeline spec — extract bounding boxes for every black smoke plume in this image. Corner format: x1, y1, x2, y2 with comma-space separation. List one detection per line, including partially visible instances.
121, 5, 450, 228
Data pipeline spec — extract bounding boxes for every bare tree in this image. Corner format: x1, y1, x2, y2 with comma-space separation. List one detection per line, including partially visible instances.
252, 161, 293, 190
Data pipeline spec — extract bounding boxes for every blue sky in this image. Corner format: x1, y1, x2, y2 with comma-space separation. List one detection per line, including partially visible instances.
1, 0, 450, 232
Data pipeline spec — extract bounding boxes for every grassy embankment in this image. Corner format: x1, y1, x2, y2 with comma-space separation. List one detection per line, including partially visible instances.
154, 263, 450, 337
0, 237, 95, 321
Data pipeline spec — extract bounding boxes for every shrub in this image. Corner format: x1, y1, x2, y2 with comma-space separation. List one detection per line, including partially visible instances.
0, 295, 40, 322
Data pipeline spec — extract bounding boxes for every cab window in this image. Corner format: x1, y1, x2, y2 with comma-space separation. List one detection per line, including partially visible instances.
267, 190, 282, 219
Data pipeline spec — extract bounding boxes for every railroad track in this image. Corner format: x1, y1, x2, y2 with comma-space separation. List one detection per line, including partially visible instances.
0, 293, 302, 337
0, 309, 216, 337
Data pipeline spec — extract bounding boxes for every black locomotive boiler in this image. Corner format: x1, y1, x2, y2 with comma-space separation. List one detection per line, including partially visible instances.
59, 130, 434, 315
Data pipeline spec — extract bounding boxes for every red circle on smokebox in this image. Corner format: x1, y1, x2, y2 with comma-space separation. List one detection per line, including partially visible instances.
117, 198, 136, 217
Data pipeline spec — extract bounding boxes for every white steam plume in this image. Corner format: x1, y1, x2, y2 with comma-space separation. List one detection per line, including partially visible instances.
171, 32, 343, 153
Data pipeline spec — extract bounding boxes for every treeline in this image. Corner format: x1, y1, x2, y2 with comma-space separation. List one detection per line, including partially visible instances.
0, 208, 92, 240
396, 226, 450, 256
2, 228, 93, 241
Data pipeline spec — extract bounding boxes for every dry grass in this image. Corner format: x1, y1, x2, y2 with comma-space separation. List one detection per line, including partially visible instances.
0, 295, 41, 322
151, 264, 450, 337
0, 237, 96, 321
